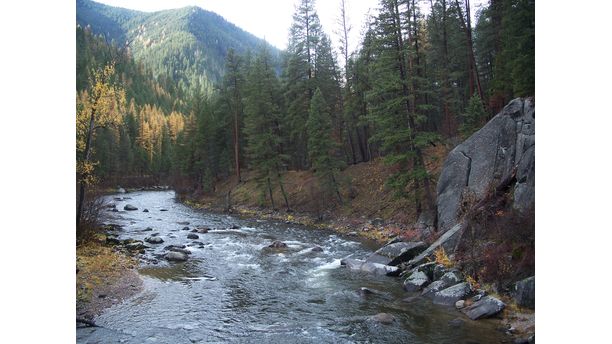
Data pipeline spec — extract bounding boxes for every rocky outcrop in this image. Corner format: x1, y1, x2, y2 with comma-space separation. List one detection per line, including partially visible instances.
514, 276, 535, 309
366, 241, 426, 266
437, 98, 535, 233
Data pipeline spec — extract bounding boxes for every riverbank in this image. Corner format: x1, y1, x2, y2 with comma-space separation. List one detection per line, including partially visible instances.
76, 234, 143, 322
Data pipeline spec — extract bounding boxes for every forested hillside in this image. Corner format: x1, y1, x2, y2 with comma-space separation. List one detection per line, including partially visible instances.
76, 0, 280, 94
76, 0, 534, 230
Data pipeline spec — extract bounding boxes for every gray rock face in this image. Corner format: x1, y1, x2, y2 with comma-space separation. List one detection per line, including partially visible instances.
461, 295, 506, 320
432, 282, 472, 306
436, 98, 535, 233
366, 241, 426, 266
164, 251, 188, 262
123, 204, 138, 211
514, 276, 535, 309
403, 270, 430, 292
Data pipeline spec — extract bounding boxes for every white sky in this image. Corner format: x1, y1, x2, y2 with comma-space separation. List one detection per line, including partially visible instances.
94, 0, 487, 55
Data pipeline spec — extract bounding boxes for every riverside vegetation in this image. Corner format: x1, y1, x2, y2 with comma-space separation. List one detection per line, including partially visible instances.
76, 0, 534, 342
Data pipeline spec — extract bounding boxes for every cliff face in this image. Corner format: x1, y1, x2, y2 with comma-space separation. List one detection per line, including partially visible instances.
436, 98, 535, 233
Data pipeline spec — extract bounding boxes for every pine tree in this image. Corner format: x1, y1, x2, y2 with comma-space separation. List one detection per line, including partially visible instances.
244, 46, 290, 209
307, 88, 344, 204
459, 93, 486, 138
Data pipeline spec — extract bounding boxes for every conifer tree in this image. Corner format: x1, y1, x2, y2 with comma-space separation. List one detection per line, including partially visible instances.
307, 88, 344, 204
244, 46, 290, 209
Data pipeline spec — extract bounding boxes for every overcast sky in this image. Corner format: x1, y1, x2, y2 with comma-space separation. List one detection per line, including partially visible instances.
94, 0, 487, 55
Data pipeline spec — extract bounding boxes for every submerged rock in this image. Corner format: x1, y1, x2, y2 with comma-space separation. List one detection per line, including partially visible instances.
124, 204, 138, 211
187, 233, 199, 240
311, 246, 324, 252
461, 295, 506, 320
370, 313, 395, 325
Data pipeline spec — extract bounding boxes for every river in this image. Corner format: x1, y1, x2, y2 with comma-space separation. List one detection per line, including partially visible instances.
77, 190, 506, 343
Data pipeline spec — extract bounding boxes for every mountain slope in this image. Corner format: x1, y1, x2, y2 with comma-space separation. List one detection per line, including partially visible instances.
76, 0, 280, 93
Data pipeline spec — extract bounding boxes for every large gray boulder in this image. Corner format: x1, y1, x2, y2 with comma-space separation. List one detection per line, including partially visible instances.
421, 271, 463, 298
123, 204, 138, 211
403, 270, 430, 292
461, 295, 506, 320
432, 282, 472, 306
164, 251, 188, 262
437, 98, 535, 233
514, 276, 535, 309
366, 241, 426, 266
340, 258, 399, 276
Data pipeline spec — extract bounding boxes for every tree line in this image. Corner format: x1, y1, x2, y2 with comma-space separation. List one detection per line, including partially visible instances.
76, 0, 534, 229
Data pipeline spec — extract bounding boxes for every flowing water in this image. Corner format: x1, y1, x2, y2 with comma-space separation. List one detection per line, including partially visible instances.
77, 190, 506, 343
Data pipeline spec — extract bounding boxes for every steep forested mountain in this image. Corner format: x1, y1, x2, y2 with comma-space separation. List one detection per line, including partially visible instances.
76, 0, 280, 94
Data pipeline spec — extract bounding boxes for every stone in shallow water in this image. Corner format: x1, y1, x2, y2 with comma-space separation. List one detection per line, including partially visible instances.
187, 233, 199, 239
432, 282, 472, 306
403, 270, 430, 292
164, 251, 188, 262
461, 295, 506, 320
124, 204, 138, 211
370, 313, 395, 325
145, 237, 164, 244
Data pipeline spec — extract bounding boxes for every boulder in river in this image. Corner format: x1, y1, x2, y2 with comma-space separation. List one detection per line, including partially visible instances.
196, 227, 209, 234
143, 209, 149, 212
125, 241, 148, 251
311, 246, 324, 252
145, 236, 164, 244
187, 233, 199, 239
403, 270, 430, 292
268, 240, 288, 249
366, 241, 426, 266
182, 226, 190, 231
461, 295, 506, 320
160, 209, 168, 212
432, 282, 472, 306
513, 276, 535, 309
177, 221, 190, 225
230, 224, 240, 229
164, 251, 188, 262
124, 204, 138, 211
341, 258, 399, 276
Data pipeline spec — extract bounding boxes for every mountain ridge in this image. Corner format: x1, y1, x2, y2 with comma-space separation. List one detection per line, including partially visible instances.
76, 0, 281, 93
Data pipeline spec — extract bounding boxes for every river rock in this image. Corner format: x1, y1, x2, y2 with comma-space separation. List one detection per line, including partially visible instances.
105, 237, 121, 245
230, 224, 240, 229
268, 240, 288, 249
403, 270, 430, 292
164, 244, 186, 250
422, 280, 452, 298
455, 300, 465, 309
178, 221, 190, 225
112, 208, 119, 212
145, 236, 164, 244
117, 187, 126, 193
370, 313, 395, 325
409, 262, 437, 280
513, 276, 535, 309
461, 295, 506, 320
436, 98, 535, 233
196, 228, 209, 234
433, 264, 448, 280
187, 233, 199, 239
441, 270, 463, 285
366, 241, 426, 266
311, 246, 324, 252
143, 209, 149, 212
341, 258, 399, 276
124, 204, 138, 211
448, 318, 465, 328
165, 251, 188, 262
160, 209, 168, 212
182, 226, 190, 231
125, 242, 147, 250
432, 282, 472, 306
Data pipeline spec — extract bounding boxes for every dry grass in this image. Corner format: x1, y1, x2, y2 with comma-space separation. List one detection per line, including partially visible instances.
434, 247, 453, 268
76, 236, 137, 304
